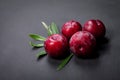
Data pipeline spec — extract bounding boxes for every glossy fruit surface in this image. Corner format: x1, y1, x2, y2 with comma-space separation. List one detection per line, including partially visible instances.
62, 20, 82, 40
70, 31, 96, 57
44, 34, 69, 58
83, 19, 106, 38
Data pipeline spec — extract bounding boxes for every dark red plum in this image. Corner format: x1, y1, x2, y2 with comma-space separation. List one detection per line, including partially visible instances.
83, 19, 106, 39
70, 31, 96, 57
62, 20, 82, 40
44, 34, 69, 58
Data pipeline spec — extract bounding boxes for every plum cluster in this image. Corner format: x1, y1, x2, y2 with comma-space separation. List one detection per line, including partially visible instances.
45, 20, 106, 58
29, 19, 106, 70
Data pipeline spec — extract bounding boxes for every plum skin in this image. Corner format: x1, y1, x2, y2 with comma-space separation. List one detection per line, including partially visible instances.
44, 34, 69, 58
61, 20, 82, 40
69, 31, 96, 57
83, 19, 106, 39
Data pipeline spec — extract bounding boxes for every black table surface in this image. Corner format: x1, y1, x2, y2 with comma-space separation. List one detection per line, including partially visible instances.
0, 0, 120, 80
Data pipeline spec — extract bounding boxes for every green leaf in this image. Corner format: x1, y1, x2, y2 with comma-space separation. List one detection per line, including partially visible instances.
47, 25, 53, 36
57, 54, 73, 71
50, 22, 59, 34
36, 50, 47, 58
41, 21, 49, 30
41, 22, 52, 36
29, 41, 44, 48
29, 34, 46, 41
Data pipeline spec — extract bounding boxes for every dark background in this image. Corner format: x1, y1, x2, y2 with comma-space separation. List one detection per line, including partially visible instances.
0, 0, 120, 80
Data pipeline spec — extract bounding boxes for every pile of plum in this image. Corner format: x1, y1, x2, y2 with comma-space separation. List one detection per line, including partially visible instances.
45, 20, 106, 58
29, 19, 106, 70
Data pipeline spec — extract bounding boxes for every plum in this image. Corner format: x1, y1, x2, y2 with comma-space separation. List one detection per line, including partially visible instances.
61, 20, 82, 40
83, 19, 106, 39
44, 34, 69, 58
69, 31, 96, 57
